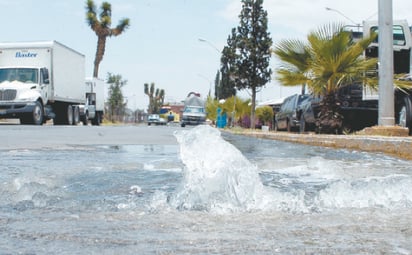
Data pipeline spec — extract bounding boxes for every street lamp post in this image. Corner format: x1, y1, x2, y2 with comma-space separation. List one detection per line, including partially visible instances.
198, 37, 222, 99
198, 74, 212, 97
198, 38, 220, 53
325, 7, 360, 27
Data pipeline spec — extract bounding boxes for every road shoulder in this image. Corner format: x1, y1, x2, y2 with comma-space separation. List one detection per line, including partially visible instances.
226, 129, 412, 161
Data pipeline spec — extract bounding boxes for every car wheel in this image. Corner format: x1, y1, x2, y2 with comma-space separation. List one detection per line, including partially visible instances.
398, 96, 412, 134
287, 119, 292, 132
299, 115, 306, 133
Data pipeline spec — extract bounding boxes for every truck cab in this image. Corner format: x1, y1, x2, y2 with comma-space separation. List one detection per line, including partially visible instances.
79, 77, 105, 125
0, 66, 51, 124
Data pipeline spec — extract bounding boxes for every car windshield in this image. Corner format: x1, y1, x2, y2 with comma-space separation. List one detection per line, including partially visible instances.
0, 68, 38, 83
185, 107, 204, 113
149, 115, 159, 119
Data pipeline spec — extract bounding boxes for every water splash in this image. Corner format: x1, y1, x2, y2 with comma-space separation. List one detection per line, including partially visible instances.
168, 125, 412, 213
317, 174, 412, 209
170, 125, 304, 213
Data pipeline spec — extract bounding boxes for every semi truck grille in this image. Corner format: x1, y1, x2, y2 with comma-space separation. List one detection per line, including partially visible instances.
0, 89, 17, 101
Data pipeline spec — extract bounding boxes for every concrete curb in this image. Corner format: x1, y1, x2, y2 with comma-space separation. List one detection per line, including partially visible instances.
226, 129, 412, 161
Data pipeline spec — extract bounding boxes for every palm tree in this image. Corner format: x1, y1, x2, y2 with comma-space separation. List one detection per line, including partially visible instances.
273, 39, 311, 95
274, 23, 377, 133
86, 0, 130, 77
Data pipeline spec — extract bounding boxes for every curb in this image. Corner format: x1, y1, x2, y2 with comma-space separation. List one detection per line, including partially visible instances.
226, 129, 412, 161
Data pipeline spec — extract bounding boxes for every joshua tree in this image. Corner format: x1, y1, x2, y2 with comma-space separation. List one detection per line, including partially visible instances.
86, 0, 130, 77
144, 82, 165, 114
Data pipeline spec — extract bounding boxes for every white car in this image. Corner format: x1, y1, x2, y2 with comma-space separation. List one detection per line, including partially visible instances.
147, 114, 167, 126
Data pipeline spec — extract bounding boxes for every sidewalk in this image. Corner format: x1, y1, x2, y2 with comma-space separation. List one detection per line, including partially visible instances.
228, 128, 412, 161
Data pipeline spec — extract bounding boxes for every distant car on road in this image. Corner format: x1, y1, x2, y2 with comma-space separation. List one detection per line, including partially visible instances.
147, 114, 167, 126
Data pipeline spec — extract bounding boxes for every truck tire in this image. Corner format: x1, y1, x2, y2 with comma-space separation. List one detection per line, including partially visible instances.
66, 105, 74, 125
73, 106, 80, 125
20, 101, 44, 125
92, 112, 101, 126
32, 101, 44, 125
82, 111, 89, 126
398, 96, 412, 134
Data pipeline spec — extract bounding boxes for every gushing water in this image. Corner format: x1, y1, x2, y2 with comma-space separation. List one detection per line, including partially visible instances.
170, 125, 412, 214
1, 125, 412, 254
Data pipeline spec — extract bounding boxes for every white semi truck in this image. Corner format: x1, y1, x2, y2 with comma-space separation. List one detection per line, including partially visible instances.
0, 41, 87, 125
80, 77, 105, 125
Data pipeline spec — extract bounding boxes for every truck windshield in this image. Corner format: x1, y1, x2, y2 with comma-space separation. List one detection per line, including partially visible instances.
371, 25, 406, 46
0, 68, 38, 84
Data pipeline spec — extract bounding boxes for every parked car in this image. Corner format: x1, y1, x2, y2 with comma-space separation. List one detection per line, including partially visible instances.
275, 94, 310, 132
296, 95, 322, 133
147, 114, 167, 126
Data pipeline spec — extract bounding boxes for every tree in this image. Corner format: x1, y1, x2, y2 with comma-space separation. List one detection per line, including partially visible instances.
86, 0, 130, 77
213, 70, 221, 99
219, 28, 238, 100
255, 105, 274, 126
205, 95, 250, 127
232, 0, 272, 129
107, 73, 127, 122
274, 23, 378, 133
144, 82, 165, 114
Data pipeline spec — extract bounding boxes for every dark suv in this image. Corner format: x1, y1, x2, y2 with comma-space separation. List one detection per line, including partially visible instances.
275, 94, 310, 132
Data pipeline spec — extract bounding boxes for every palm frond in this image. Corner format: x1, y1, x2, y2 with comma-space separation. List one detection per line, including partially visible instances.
276, 68, 310, 87
394, 74, 412, 93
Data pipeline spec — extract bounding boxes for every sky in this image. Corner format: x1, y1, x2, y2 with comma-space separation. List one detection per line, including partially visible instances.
1, 0, 411, 110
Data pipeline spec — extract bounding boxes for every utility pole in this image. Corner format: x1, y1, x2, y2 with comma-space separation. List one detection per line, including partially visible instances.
378, 0, 394, 126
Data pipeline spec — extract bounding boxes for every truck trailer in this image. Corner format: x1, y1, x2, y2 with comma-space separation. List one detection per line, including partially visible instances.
0, 41, 86, 125
338, 20, 412, 133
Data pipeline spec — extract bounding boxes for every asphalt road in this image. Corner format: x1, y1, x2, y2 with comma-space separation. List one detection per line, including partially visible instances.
0, 123, 182, 150
2, 122, 411, 160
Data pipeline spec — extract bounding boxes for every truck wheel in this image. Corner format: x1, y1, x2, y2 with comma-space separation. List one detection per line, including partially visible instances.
73, 106, 80, 125
82, 111, 89, 126
66, 105, 74, 125
92, 112, 101, 126
32, 101, 44, 125
398, 96, 412, 134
